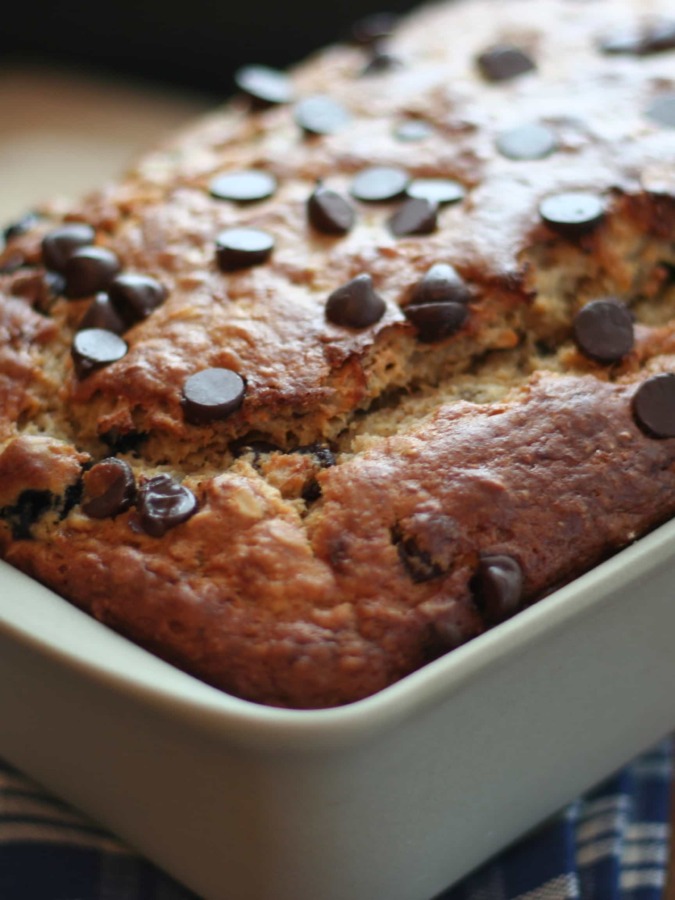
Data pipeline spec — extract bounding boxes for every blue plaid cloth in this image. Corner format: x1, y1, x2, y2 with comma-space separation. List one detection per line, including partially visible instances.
0, 740, 670, 900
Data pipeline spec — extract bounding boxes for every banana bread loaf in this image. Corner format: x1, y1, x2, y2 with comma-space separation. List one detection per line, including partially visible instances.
1, 0, 675, 707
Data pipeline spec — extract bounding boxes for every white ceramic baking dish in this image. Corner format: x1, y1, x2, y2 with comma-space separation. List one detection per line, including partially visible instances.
0, 515, 674, 900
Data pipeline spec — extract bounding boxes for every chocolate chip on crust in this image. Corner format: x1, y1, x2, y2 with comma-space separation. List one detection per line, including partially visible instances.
137, 474, 198, 537
472, 554, 523, 624
41, 223, 95, 273
572, 299, 634, 364
632, 373, 675, 438
182, 368, 246, 424
82, 458, 136, 519
326, 273, 386, 328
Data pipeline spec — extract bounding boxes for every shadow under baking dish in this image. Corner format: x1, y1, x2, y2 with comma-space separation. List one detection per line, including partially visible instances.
0, 519, 674, 900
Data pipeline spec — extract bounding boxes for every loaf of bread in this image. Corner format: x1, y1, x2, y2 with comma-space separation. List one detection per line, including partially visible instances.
1, 0, 675, 708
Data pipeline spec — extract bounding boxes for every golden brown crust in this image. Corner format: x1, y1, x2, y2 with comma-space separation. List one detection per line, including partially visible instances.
1, 0, 675, 706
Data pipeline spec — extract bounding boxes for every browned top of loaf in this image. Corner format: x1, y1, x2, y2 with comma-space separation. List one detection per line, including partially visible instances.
2, 0, 675, 455
1, 0, 675, 707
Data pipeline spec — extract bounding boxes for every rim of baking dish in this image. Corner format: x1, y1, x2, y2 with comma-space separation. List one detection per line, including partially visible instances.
1, 515, 674, 749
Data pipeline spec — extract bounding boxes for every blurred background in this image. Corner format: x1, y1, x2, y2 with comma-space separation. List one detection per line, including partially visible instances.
0, 0, 418, 222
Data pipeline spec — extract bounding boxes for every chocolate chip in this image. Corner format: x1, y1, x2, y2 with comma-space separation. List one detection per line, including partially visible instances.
405, 302, 468, 343
352, 11, 399, 44
632, 373, 675, 438
2, 489, 53, 540
234, 65, 293, 106
351, 166, 410, 202
406, 178, 466, 205
79, 292, 126, 334
108, 274, 168, 325
82, 458, 136, 519
71, 328, 128, 378
209, 169, 277, 203
215, 227, 275, 271
396, 534, 443, 583
182, 368, 246, 424
473, 554, 523, 624
294, 96, 351, 136
64, 246, 121, 299
477, 45, 536, 82
394, 120, 434, 142
572, 299, 634, 364
361, 46, 403, 76
3, 212, 39, 244
539, 192, 605, 236
409, 263, 472, 307
308, 185, 355, 235
137, 474, 198, 538
600, 21, 675, 55
389, 197, 438, 236
496, 123, 558, 160
296, 443, 336, 467
41, 223, 95, 273
646, 93, 675, 129
326, 273, 386, 328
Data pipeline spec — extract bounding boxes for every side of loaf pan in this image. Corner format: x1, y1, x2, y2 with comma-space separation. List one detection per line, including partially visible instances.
0, 515, 674, 900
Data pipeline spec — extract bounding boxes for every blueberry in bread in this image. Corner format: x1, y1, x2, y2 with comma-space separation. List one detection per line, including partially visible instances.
1, 0, 675, 708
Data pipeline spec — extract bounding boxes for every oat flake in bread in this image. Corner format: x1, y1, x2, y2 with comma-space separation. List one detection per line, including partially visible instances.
2, 0, 675, 709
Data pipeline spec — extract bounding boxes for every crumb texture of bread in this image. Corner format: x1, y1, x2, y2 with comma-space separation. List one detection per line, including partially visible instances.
1, 0, 675, 707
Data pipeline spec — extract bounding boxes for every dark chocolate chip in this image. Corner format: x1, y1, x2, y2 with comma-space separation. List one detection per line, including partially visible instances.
600, 20, 675, 56
326, 273, 386, 328
137, 474, 198, 538
79, 292, 126, 334
182, 367, 246, 424
234, 65, 293, 106
215, 227, 275, 271
632, 373, 675, 438
3, 212, 39, 244
308, 185, 355, 235
352, 11, 399, 44
394, 120, 434, 142
294, 96, 351, 136
409, 263, 472, 307
473, 554, 523, 624
646, 93, 675, 129
389, 197, 438, 236
41, 223, 96, 273
477, 45, 536, 82
361, 46, 403, 76
71, 328, 128, 378
1, 489, 54, 541
82, 458, 136, 519
301, 479, 322, 503
539, 192, 605, 236
572, 299, 634, 364
406, 178, 466, 205
296, 443, 336, 468
209, 169, 277, 203
405, 302, 468, 342
393, 529, 443, 583
496, 123, 558, 160
351, 166, 410, 202
108, 274, 168, 324
64, 246, 121, 299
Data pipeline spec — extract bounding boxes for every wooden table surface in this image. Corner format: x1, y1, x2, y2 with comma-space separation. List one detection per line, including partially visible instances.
1, 63, 673, 899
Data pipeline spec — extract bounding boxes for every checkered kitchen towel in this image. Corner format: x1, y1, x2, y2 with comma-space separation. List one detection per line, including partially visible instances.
0, 739, 670, 900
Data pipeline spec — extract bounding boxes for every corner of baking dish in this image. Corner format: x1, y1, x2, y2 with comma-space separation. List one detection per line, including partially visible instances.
1, 514, 675, 749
